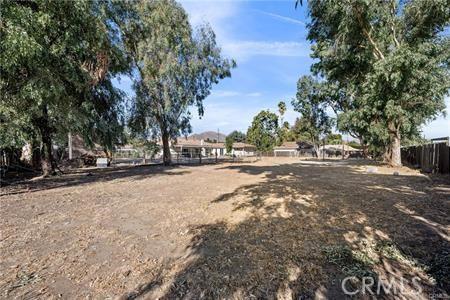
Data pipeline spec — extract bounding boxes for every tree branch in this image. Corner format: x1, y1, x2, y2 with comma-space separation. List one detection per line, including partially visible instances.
354, 5, 385, 60
390, 0, 400, 48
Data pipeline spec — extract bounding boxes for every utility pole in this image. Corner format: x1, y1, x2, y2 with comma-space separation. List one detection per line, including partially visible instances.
217, 128, 220, 156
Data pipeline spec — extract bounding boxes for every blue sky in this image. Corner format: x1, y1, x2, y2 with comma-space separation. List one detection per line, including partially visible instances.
115, 0, 449, 139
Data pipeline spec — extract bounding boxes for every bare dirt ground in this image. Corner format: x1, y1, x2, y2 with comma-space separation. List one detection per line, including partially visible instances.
1, 158, 449, 299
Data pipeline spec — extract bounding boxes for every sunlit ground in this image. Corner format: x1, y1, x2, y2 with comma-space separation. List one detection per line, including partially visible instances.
1, 158, 448, 299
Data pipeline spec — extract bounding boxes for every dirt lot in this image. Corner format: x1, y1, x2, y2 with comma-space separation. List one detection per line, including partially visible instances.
1, 158, 449, 299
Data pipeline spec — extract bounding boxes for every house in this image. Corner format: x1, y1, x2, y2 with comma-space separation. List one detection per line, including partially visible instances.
210, 143, 226, 156
115, 144, 139, 157
172, 138, 211, 158
318, 144, 362, 157
231, 142, 256, 157
172, 138, 256, 157
273, 141, 315, 157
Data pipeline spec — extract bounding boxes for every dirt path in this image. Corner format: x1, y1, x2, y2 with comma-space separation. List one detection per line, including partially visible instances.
1, 159, 449, 299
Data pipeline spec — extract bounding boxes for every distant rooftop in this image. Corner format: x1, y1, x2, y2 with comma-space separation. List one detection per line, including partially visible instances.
174, 138, 255, 149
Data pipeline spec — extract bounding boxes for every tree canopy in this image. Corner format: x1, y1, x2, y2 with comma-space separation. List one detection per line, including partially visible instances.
225, 130, 246, 153
126, 0, 235, 165
325, 133, 343, 145
304, 0, 450, 165
0, 0, 132, 174
278, 101, 286, 118
291, 76, 333, 154
247, 110, 279, 152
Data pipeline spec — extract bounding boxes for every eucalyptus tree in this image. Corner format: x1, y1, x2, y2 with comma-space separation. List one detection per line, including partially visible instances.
225, 130, 246, 153
228, 130, 247, 143
1, 0, 132, 175
291, 76, 333, 156
304, 0, 450, 166
247, 110, 280, 152
126, 0, 235, 165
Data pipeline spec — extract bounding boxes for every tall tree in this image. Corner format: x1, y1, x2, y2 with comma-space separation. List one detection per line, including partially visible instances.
227, 130, 247, 143
247, 110, 279, 152
291, 117, 316, 142
291, 76, 333, 156
79, 80, 128, 159
225, 136, 233, 154
304, 0, 450, 166
0, 0, 131, 175
225, 130, 246, 153
278, 101, 286, 122
126, 0, 235, 165
277, 101, 292, 142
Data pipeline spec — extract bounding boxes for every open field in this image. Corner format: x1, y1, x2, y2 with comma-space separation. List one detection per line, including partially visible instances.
1, 158, 449, 299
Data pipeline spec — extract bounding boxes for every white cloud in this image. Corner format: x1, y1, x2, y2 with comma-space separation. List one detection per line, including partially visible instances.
180, 1, 310, 62
211, 90, 240, 97
256, 10, 306, 26
222, 41, 310, 61
180, 0, 237, 41
211, 90, 262, 98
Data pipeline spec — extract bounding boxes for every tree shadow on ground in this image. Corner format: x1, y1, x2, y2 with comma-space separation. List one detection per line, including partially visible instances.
129, 160, 449, 299
0, 164, 192, 197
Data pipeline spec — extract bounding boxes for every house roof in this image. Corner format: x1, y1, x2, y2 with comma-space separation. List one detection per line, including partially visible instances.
212, 143, 225, 148
274, 141, 314, 150
274, 142, 299, 150
232, 142, 256, 149
319, 144, 361, 151
173, 138, 254, 149
174, 138, 211, 148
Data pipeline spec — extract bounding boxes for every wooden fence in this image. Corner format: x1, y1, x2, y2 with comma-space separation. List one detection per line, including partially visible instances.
401, 142, 450, 174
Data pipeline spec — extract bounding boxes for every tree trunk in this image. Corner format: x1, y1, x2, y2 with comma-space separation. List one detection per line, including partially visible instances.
359, 137, 368, 158
41, 127, 55, 177
162, 130, 171, 166
383, 144, 391, 163
390, 130, 401, 167
103, 148, 112, 166
31, 140, 41, 170
311, 136, 319, 158
385, 121, 402, 167
313, 144, 319, 158
34, 105, 55, 176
